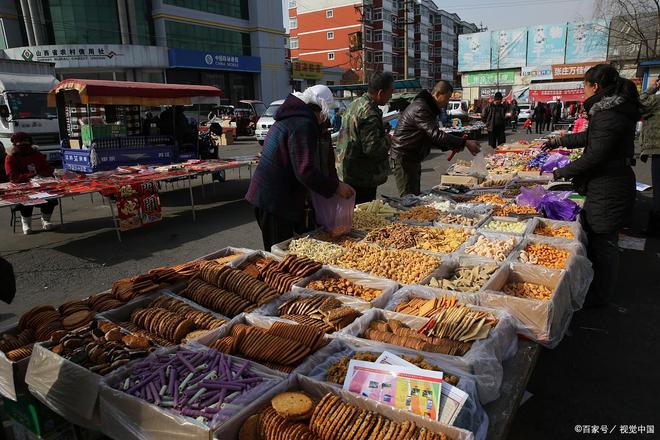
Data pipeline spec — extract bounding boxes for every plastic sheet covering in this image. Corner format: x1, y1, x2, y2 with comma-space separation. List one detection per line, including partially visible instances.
338, 308, 518, 404
293, 266, 400, 309
0, 322, 28, 401
513, 236, 593, 310
98, 345, 285, 440
25, 343, 102, 429
482, 263, 573, 348
303, 338, 488, 440
213, 374, 475, 440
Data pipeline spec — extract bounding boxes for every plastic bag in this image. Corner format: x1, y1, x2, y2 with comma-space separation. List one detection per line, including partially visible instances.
540, 153, 570, 173
310, 191, 355, 237
516, 187, 581, 221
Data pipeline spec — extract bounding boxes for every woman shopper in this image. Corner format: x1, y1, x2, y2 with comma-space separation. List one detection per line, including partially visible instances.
4, 132, 58, 234
639, 75, 660, 236
245, 85, 354, 251
533, 102, 545, 134
543, 64, 642, 308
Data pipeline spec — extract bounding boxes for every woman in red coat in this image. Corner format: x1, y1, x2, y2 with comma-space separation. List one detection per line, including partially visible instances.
4, 132, 58, 234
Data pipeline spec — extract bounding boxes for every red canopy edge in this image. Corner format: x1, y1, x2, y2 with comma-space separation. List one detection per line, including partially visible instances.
49, 79, 223, 106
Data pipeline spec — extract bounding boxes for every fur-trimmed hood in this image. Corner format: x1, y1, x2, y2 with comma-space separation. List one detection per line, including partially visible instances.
586, 92, 641, 122
6, 144, 39, 156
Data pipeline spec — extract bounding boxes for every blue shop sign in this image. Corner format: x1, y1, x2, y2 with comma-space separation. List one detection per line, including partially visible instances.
168, 48, 261, 72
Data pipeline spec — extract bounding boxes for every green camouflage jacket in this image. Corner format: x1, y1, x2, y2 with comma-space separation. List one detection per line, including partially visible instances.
640, 84, 660, 157
335, 94, 391, 188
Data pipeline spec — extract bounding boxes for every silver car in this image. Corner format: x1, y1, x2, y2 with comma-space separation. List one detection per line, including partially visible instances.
255, 99, 284, 145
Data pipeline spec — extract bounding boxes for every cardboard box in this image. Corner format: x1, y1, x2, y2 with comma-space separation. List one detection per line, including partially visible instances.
440, 175, 480, 187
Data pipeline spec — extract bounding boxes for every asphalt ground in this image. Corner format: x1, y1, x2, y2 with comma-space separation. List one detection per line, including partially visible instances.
1, 129, 658, 439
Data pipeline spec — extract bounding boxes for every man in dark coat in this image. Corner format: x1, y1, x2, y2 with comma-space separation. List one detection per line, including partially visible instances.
551, 98, 563, 130
533, 102, 545, 134
390, 80, 481, 196
482, 92, 507, 148
245, 86, 354, 250
544, 65, 640, 307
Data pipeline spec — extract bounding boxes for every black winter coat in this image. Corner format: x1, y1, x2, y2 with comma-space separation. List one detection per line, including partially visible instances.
555, 92, 640, 234
390, 90, 465, 162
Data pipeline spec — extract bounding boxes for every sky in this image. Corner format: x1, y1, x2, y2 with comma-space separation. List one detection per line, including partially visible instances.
282, 0, 599, 32
438, 0, 598, 31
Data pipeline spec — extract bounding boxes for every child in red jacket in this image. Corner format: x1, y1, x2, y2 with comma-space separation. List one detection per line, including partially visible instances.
4, 132, 58, 234
523, 117, 533, 134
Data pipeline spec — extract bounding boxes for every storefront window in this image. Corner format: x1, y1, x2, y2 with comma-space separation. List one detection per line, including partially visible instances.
165, 21, 251, 55
164, 0, 249, 20
47, 0, 121, 44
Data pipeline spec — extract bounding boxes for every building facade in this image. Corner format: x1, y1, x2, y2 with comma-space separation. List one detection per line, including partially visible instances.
287, 0, 476, 88
0, 0, 288, 104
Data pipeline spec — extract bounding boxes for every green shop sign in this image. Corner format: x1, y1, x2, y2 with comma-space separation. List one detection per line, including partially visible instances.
465, 70, 515, 86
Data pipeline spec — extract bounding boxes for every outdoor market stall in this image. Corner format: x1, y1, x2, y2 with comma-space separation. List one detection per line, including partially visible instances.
0, 142, 594, 440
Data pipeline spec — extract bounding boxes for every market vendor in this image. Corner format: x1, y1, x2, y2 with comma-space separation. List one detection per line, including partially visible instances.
543, 64, 642, 308
245, 85, 354, 250
4, 132, 58, 234
390, 80, 482, 196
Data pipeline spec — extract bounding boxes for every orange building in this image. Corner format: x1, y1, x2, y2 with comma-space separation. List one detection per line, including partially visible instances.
287, 0, 477, 88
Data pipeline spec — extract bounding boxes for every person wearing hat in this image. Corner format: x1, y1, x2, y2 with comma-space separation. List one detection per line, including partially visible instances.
4, 132, 58, 234
482, 91, 507, 148
245, 85, 354, 250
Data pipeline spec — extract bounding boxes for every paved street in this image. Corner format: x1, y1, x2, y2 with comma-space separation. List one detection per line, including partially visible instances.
1, 130, 659, 439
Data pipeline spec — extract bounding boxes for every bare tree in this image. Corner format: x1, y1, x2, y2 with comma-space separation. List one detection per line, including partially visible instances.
595, 0, 660, 63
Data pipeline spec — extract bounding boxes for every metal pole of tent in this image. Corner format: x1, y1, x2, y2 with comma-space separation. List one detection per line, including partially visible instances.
187, 174, 196, 221
107, 198, 122, 242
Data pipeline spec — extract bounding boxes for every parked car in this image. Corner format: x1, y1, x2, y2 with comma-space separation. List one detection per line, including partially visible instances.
235, 100, 265, 137
517, 103, 532, 122
255, 99, 284, 145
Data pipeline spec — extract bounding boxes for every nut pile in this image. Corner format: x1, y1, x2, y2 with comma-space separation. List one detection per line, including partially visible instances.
50, 320, 154, 375
519, 243, 570, 269
256, 392, 450, 440
181, 262, 280, 317
435, 212, 481, 226
240, 255, 323, 294
325, 351, 457, 386
278, 295, 361, 333
333, 243, 441, 284
288, 237, 346, 264
1, 303, 96, 361
428, 263, 499, 292
470, 194, 508, 206
395, 295, 459, 317
352, 210, 391, 232
114, 347, 269, 425
209, 322, 326, 373
364, 224, 471, 254
482, 219, 528, 234
493, 204, 538, 216
464, 235, 517, 262
305, 276, 382, 302
503, 282, 553, 300
534, 224, 575, 239
362, 318, 473, 356
397, 205, 441, 222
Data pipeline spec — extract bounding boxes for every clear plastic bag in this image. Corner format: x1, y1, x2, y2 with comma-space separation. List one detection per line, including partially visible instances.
310, 191, 355, 237
0, 322, 29, 402
303, 338, 488, 439
338, 308, 518, 404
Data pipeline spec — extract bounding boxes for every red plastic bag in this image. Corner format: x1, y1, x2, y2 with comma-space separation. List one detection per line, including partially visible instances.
310, 191, 355, 237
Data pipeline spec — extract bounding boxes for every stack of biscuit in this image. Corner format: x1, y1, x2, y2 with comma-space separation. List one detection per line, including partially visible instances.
180, 262, 280, 317
209, 321, 326, 373
278, 295, 361, 333
1, 303, 96, 361
361, 319, 473, 357
149, 296, 226, 337
111, 274, 167, 303
125, 307, 198, 346
88, 292, 126, 312
241, 255, 322, 294
253, 392, 450, 440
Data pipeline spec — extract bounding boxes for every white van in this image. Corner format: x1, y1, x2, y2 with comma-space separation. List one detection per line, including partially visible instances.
517, 103, 532, 122
447, 100, 469, 118
255, 99, 284, 145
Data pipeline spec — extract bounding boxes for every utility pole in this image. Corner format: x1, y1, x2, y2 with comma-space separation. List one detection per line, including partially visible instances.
404, 1, 408, 79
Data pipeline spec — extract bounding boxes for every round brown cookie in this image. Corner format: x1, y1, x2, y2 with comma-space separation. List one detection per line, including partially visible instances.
309, 393, 334, 430
376, 419, 391, 440
328, 403, 354, 439
384, 420, 401, 440
62, 310, 95, 330
335, 406, 361, 439
320, 399, 346, 439
345, 410, 369, 439
357, 412, 379, 440
312, 394, 340, 437
365, 414, 384, 440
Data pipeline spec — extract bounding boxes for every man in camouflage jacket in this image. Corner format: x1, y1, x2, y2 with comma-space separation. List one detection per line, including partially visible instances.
336, 71, 394, 203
